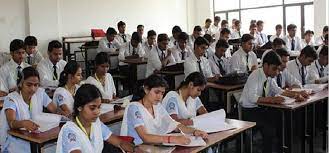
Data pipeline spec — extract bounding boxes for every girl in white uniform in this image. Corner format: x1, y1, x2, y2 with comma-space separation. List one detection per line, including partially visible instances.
56, 84, 137, 153
85, 52, 116, 103
121, 74, 208, 145
53, 61, 82, 116
0, 67, 59, 153
162, 72, 208, 126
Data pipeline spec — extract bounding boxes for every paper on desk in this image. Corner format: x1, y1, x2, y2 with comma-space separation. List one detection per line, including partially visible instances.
280, 96, 295, 105
192, 109, 235, 133
111, 95, 132, 104
162, 133, 206, 147
32, 113, 61, 132
303, 84, 328, 93
100, 103, 115, 114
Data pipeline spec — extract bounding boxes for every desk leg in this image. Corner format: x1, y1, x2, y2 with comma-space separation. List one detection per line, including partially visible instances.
281, 110, 287, 153
245, 128, 252, 153
302, 107, 307, 153
287, 110, 294, 153
323, 100, 328, 151
30, 142, 41, 153
309, 103, 315, 153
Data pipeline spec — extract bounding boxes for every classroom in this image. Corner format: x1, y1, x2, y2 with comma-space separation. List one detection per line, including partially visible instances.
0, 0, 328, 153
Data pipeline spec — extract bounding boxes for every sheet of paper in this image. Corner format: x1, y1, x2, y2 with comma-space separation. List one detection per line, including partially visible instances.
100, 103, 115, 114
111, 95, 132, 104
32, 113, 61, 132
138, 145, 176, 153
162, 133, 206, 147
280, 95, 295, 105
303, 84, 328, 93
192, 109, 235, 133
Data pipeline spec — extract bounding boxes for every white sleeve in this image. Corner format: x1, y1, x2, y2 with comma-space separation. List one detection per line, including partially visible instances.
204, 59, 214, 78
230, 54, 240, 72
37, 63, 58, 87
251, 52, 258, 66
138, 45, 145, 57
118, 46, 126, 61
99, 39, 115, 53
184, 60, 197, 77
149, 50, 162, 70
209, 58, 220, 75
285, 71, 302, 87
245, 75, 261, 104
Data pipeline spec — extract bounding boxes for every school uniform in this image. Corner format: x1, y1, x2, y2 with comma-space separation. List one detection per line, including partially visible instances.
204, 43, 215, 59
286, 58, 312, 85
115, 33, 132, 47
211, 25, 220, 35
256, 31, 268, 46
202, 26, 213, 36
269, 34, 283, 42
251, 33, 263, 47
231, 30, 243, 39
188, 35, 197, 49
118, 42, 145, 65
120, 102, 179, 145
37, 58, 67, 87
168, 36, 178, 49
184, 52, 213, 78
301, 39, 315, 49
0, 60, 30, 92
141, 41, 155, 58
162, 91, 204, 119
145, 46, 175, 77
24, 51, 44, 66
171, 45, 193, 63
230, 47, 257, 73
308, 60, 328, 83
85, 73, 116, 100
97, 37, 120, 53
314, 36, 325, 46
56, 118, 112, 153
53, 85, 79, 112
274, 69, 302, 88
282, 35, 302, 52
208, 54, 230, 76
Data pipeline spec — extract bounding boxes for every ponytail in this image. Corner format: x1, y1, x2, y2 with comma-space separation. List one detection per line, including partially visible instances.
177, 72, 206, 90
58, 61, 80, 87
132, 74, 168, 101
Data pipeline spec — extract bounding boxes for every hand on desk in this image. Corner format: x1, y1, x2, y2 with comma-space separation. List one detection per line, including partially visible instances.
270, 96, 285, 104
172, 135, 191, 145
22, 120, 39, 132
193, 130, 208, 139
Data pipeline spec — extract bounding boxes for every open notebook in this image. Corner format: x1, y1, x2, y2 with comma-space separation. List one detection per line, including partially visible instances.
32, 113, 61, 132
192, 109, 235, 133
100, 103, 115, 114
162, 133, 206, 147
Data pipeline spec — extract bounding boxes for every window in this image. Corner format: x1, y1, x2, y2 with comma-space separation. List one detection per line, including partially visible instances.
228, 11, 240, 26
241, 0, 281, 8
304, 4, 314, 32
214, 13, 227, 21
214, 0, 239, 11
285, 6, 301, 37
284, 0, 313, 4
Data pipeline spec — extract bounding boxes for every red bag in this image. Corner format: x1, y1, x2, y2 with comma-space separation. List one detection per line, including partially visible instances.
91, 29, 105, 38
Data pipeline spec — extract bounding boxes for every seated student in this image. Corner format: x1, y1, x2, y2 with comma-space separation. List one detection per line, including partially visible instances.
230, 34, 258, 73
171, 32, 193, 62
270, 24, 284, 42
188, 26, 203, 49
261, 38, 286, 62
202, 18, 213, 36
256, 20, 268, 45
274, 48, 302, 88
97, 27, 120, 53
211, 16, 221, 36
53, 61, 82, 117
203, 34, 215, 58
162, 72, 207, 126
137, 24, 147, 42
85, 52, 116, 103
219, 20, 229, 31
23, 36, 43, 66
230, 19, 237, 32
0, 39, 30, 94
56, 84, 136, 153
184, 37, 218, 82
240, 51, 308, 153
287, 45, 318, 85
282, 24, 302, 52
209, 39, 230, 76
309, 45, 328, 83
169, 26, 182, 48
114, 21, 132, 47
118, 32, 145, 66
315, 25, 328, 46
37, 40, 67, 88
145, 34, 175, 77
230, 20, 243, 39
120, 74, 208, 145
0, 67, 58, 153
301, 30, 315, 49
142, 30, 157, 58
216, 28, 232, 57
249, 23, 263, 48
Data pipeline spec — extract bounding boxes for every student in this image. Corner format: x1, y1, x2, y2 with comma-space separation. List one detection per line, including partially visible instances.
137, 24, 147, 42
114, 21, 132, 47
315, 26, 328, 46
37, 40, 67, 87
0, 39, 30, 94
171, 32, 192, 62
85, 52, 116, 103
169, 26, 182, 48
56, 84, 136, 153
301, 30, 315, 49
230, 34, 258, 73
309, 45, 328, 83
0, 67, 58, 153
23, 36, 44, 66
184, 37, 218, 82
118, 32, 145, 66
188, 26, 203, 49
230, 19, 237, 31
231, 20, 243, 39
261, 38, 286, 62
270, 24, 284, 42
216, 28, 232, 57
240, 51, 308, 153
145, 34, 175, 77
142, 30, 157, 58
282, 24, 302, 52
202, 18, 213, 36
203, 34, 215, 58
220, 20, 229, 31
120, 74, 208, 145
162, 72, 207, 126
316, 34, 328, 54
274, 48, 302, 88
97, 27, 120, 53
209, 39, 230, 76
53, 61, 82, 117
287, 45, 318, 85
211, 16, 221, 35
256, 20, 268, 45
249, 23, 262, 48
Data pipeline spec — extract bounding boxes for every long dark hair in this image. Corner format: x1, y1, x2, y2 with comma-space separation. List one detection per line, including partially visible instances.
177, 72, 206, 90
132, 74, 168, 101
73, 84, 102, 117
58, 61, 80, 87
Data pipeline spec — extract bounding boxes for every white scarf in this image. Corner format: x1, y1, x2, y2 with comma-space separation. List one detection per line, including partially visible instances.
162, 91, 197, 119
56, 118, 103, 153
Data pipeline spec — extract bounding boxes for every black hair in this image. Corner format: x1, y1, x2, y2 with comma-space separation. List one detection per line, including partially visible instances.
131, 32, 142, 43
275, 24, 283, 30
137, 25, 144, 29
205, 18, 212, 23
250, 20, 257, 25
325, 34, 328, 41
221, 20, 228, 26
193, 26, 202, 32
73, 84, 102, 117
262, 51, 282, 66
319, 45, 328, 56
106, 27, 117, 36
241, 34, 254, 43
194, 37, 209, 48
216, 39, 229, 48
117, 21, 126, 28
132, 74, 168, 101
287, 24, 297, 31
17, 66, 40, 87
220, 28, 231, 35
48, 40, 62, 52
172, 26, 182, 34
10, 39, 24, 52
157, 33, 169, 42
275, 48, 290, 57
234, 20, 241, 26
256, 20, 264, 26
300, 45, 318, 60
58, 61, 81, 87
203, 34, 213, 43
147, 30, 157, 38
178, 32, 188, 41
95, 52, 110, 66
214, 16, 221, 22
323, 26, 328, 33
272, 38, 286, 46
178, 72, 206, 90
304, 30, 314, 36
24, 36, 38, 46
249, 23, 257, 29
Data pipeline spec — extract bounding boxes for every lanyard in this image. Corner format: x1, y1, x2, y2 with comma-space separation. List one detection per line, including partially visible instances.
295, 59, 307, 78
76, 116, 92, 139
315, 60, 323, 77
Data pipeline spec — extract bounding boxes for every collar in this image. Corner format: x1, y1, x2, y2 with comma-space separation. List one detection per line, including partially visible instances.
295, 58, 303, 68
177, 45, 186, 52
239, 48, 249, 56
191, 52, 200, 61
259, 68, 268, 82
288, 35, 296, 40
47, 58, 58, 68
9, 59, 22, 68
213, 54, 223, 61
316, 60, 323, 68
26, 53, 34, 58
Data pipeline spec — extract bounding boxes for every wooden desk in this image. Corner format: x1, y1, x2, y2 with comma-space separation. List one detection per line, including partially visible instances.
158, 70, 184, 90
122, 58, 147, 65
122, 58, 147, 82
257, 89, 328, 153
99, 109, 125, 125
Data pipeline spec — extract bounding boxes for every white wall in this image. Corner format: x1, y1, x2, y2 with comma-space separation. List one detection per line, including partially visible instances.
314, 0, 328, 36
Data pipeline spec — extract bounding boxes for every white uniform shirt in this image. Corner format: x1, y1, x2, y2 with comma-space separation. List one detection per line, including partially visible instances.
208, 54, 230, 76
184, 52, 213, 78
168, 36, 177, 49
315, 36, 325, 46
211, 24, 220, 35
301, 39, 315, 49
118, 42, 145, 65
286, 58, 312, 85
251, 33, 263, 47
256, 31, 268, 45
97, 37, 120, 53
231, 30, 243, 39
230, 48, 258, 73
115, 33, 132, 47
37, 58, 67, 87
188, 35, 197, 49
141, 41, 155, 58
269, 34, 283, 42
282, 35, 302, 52
308, 60, 328, 83
24, 51, 44, 65
145, 46, 175, 77
53, 85, 79, 112
202, 26, 213, 36
170, 45, 193, 63
84, 73, 116, 100
274, 69, 302, 88
0, 60, 30, 92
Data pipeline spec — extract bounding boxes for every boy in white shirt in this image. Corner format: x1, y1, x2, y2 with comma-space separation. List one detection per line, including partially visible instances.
23, 36, 43, 67
169, 26, 182, 48
308, 45, 328, 83
219, 20, 229, 32
211, 16, 221, 36
270, 24, 283, 42
37, 40, 67, 87
301, 30, 315, 49
261, 38, 286, 62
137, 24, 147, 42
249, 23, 263, 48
231, 20, 243, 39
282, 24, 302, 52
118, 32, 144, 66
202, 18, 213, 36
216, 28, 232, 57
114, 21, 132, 47
315, 26, 328, 46
97, 27, 120, 53
209, 39, 230, 76
142, 30, 157, 58
230, 19, 237, 32
256, 20, 268, 45
203, 34, 215, 58
171, 32, 192, 62
188, 26, 203, 49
